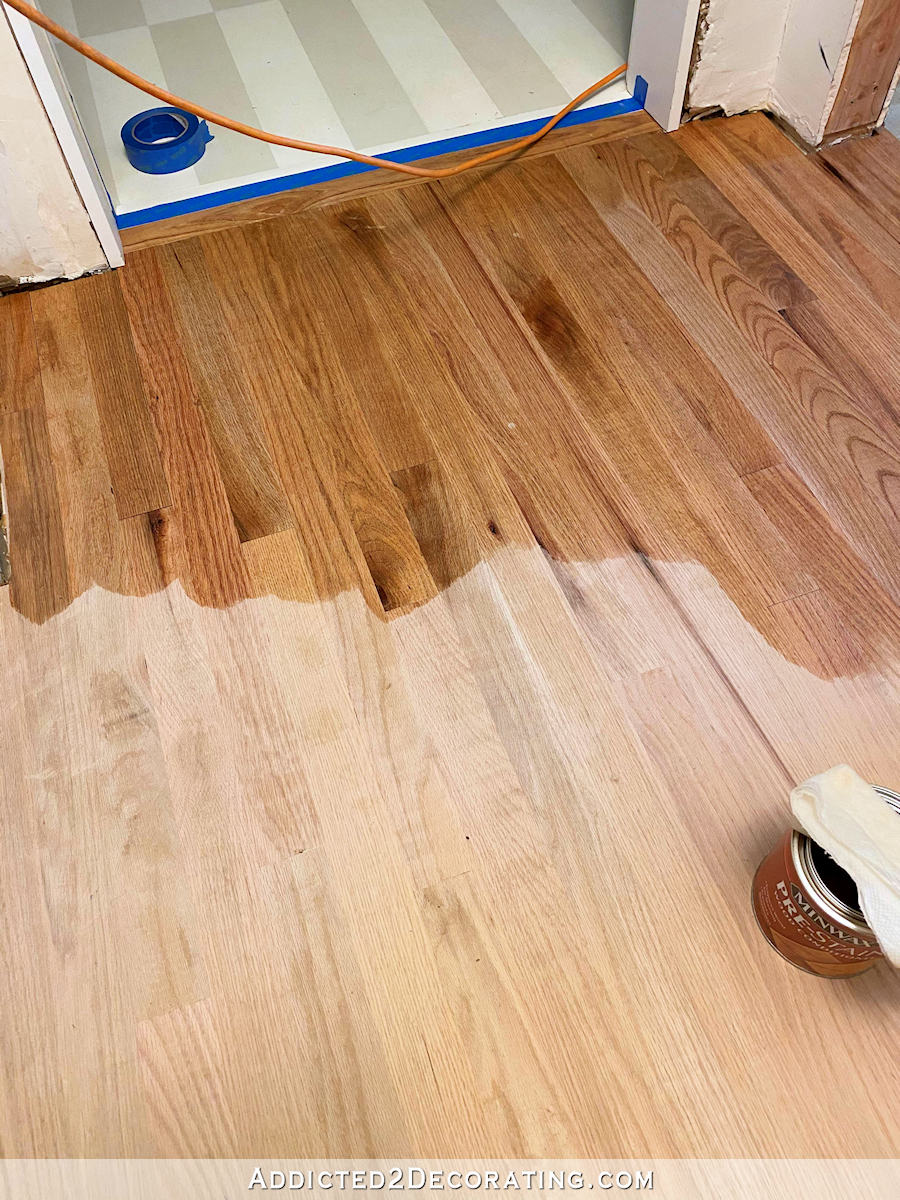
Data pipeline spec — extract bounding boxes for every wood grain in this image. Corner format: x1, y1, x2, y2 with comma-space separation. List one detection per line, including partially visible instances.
435, 151, 808, 622
562, 134, 900, 603
628, 130, 813, 311
674, 116, 900, 346
156, 240, 293, 542
2, 113, 900, 1160
824, 0, 900, 136
0, 291, 42, 415
30, 282, 162, 600
72, 271, 171, 519
222, 214, 438, 615
118, 250, 250, 608
194, 226, 386, 610
0, 405, 69, 622
820, 127, 900, 237
715, 114, 900, 318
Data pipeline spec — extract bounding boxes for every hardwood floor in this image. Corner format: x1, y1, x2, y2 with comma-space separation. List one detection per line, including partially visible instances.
2, 111, 900, 1158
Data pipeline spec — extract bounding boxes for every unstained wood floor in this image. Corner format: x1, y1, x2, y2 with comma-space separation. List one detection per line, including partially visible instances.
2, 112, 900, 1158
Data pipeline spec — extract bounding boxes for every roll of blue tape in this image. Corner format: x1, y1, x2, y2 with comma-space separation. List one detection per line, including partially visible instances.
121, 107, 213, 175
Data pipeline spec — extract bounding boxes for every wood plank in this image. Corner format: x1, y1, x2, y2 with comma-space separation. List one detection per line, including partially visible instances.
223, 215, 438, 615
156, 240, 293, 543
117, 249, 250, 608
820, 128, 900, 238
584, 132, 900, 446
0, 586, 202, 1155
277, 204, 434, 476
30, 283, 163, 603
824, 0, 900, 136
563, 136, 900, 603
629, 130, 813, 310
435, 152, 810, 620
713, 114, 900, 318
780, 296, 900, 436
0, 291, 41, 415
195, 226, 385, 611
676, 118, 900, 412
391, 184, 636, 567
320, 187, 550, 553
300, 188, 544, 583
390, 459, 484, 592
674, 116, 900, 338
0, 405, 70, 622
743, 460, 900, 663
72, 271, 171, 519
241, 527, 317, 604
120, 110, 658, 253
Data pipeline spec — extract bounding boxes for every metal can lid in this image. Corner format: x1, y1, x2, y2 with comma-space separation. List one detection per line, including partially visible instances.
873, 785, 900, 816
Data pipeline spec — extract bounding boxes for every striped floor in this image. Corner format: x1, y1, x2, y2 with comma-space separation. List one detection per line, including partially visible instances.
41, 0, 633, 218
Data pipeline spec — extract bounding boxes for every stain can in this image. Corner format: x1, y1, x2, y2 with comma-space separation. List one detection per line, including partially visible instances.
753, 786, 900, 978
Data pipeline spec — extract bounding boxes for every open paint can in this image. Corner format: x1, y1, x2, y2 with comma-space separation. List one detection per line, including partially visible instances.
753, 785, 900, 977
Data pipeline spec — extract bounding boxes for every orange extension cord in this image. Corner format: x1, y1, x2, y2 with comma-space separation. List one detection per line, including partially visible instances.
5, 0, 626, 180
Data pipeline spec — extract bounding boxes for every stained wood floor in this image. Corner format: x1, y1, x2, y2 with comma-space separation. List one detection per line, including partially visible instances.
2, 111, 900, 1158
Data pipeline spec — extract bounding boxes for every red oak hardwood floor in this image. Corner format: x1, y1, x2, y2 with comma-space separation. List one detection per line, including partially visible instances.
1, 113, 899, 1159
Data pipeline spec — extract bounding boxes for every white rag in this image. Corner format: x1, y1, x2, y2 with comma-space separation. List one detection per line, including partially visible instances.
791, 765, 900, 967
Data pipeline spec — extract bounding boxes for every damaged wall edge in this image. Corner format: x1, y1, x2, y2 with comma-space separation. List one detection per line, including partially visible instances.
687, 0, 787, 117
770, 0, 864, 144
0, 6, 108, 287
686, 0, 896, 147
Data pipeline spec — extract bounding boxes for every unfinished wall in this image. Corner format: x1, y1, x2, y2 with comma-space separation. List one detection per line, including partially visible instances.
688, 0, 861, 143
824, 0, 900, 137
0, 8, 106, 287
688, 0, 787, 114
772, 0, 862, 142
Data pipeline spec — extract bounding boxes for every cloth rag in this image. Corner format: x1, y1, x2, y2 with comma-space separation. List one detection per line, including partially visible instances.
791, 765, 900, 967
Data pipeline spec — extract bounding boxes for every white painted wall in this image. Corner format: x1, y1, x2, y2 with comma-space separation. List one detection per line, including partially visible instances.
0, 7, 106, 286
688, 0, 860, 143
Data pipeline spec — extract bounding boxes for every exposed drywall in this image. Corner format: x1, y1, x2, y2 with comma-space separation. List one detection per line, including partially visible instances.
687, 0, 860, 144
772, 0, 861, 142
0, 8, 106, 286
688, 0, 788, 114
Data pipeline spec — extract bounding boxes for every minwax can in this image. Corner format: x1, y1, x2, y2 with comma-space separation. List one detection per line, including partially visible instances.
752, 785, 900, 978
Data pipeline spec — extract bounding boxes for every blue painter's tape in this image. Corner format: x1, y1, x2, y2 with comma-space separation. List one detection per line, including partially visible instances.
121, 107, 214, 175
116, 79, 647, 229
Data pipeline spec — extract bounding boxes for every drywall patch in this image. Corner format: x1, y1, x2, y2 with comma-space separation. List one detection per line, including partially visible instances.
0, 11, 105, 284
688, 0, 788, 114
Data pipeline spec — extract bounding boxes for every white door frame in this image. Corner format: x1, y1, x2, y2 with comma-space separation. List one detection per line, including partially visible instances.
5, 2, 123, 267
628, 0, 703, 132
5, 0, 699, 253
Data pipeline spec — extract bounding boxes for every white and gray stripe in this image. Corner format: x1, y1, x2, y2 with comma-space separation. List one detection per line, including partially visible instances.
151, 12, 278, 182
44, 0, 633, 214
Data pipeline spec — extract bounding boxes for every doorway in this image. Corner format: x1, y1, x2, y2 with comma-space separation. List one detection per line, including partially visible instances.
24, 1, 635, 229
